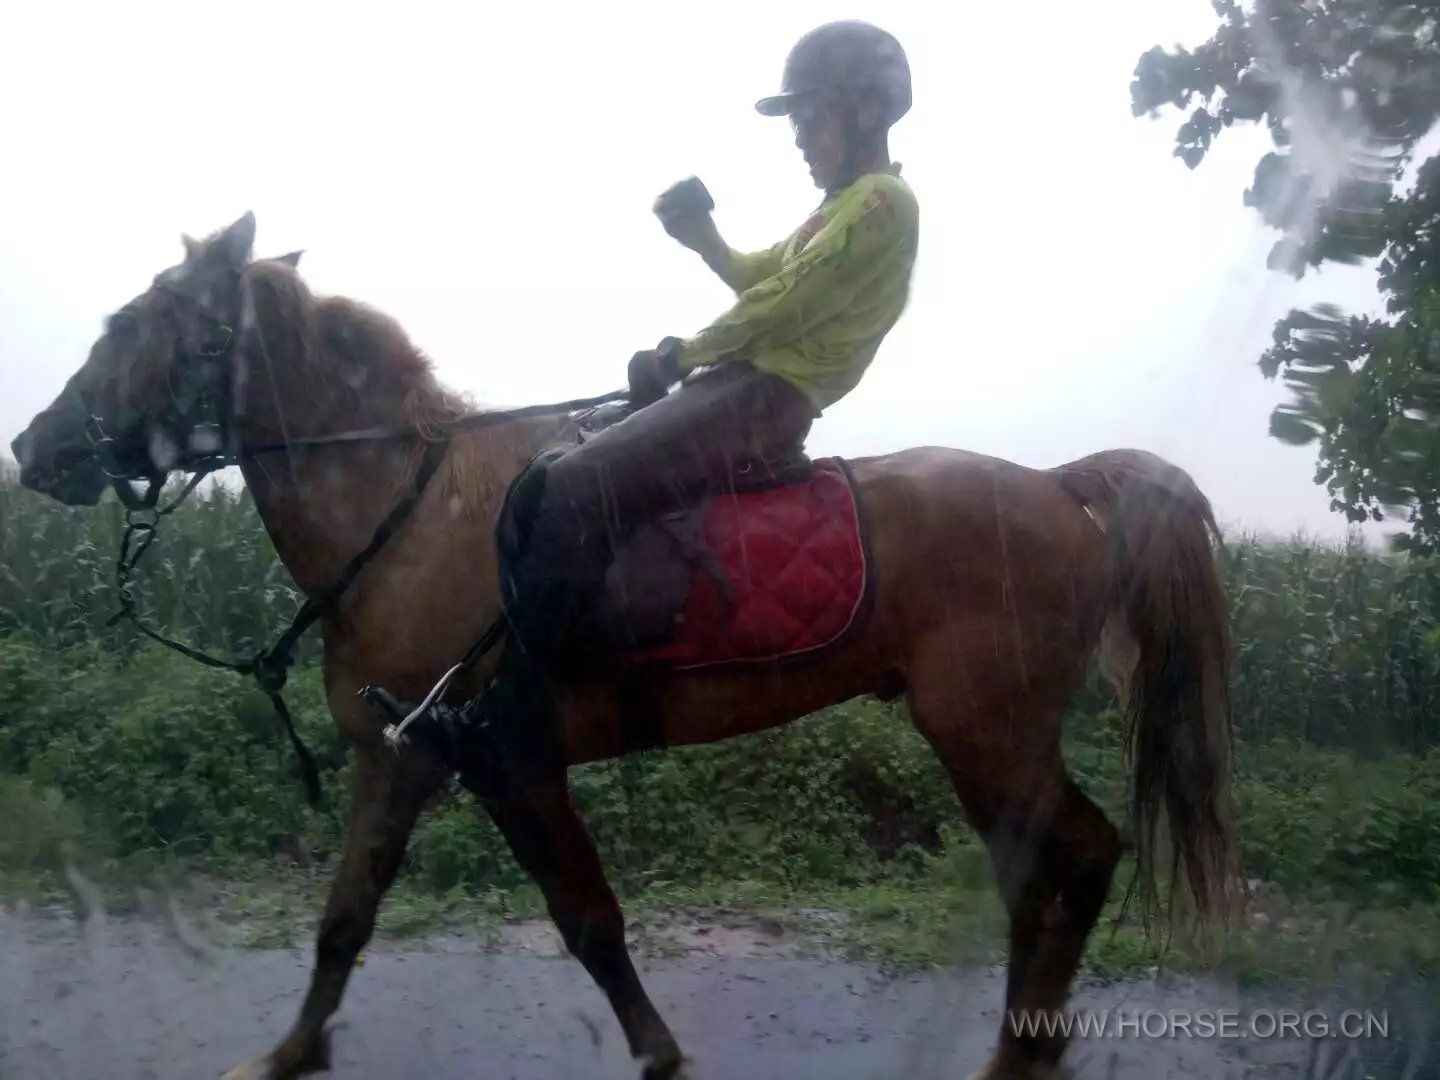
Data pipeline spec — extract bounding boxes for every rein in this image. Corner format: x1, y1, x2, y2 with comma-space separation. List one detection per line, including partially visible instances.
105, 388, 629, 804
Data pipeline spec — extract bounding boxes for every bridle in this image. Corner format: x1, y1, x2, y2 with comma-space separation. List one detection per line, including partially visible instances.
74, 288, 241, 513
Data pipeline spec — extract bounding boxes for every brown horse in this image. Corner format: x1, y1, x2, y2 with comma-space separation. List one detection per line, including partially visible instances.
12, 213, 1236, 1080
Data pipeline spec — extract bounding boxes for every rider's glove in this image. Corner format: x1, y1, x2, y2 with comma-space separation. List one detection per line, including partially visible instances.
627, 337, 684, 409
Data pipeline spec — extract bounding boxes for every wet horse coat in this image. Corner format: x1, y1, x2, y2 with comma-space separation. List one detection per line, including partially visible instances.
13, 215, 1237, 1080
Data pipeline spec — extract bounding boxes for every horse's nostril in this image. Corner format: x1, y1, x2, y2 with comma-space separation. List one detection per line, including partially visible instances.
10, 430, 34, 470
16, 458, 51, 491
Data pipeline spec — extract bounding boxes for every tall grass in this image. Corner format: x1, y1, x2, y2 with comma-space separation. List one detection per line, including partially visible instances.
0, 474, 301, 659
1224, 532, 1440, 750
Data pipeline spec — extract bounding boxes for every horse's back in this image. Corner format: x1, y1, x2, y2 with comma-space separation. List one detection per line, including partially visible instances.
845, 444, 1103, 553
845, 445, 1113, 647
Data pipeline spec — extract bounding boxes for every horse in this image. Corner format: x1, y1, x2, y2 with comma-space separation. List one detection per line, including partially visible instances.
11, 213, 1237, 1080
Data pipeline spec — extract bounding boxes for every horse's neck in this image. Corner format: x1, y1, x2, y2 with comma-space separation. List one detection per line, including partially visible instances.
229, 293, 564, 600
236, 401, 561, 600
237, 441, 423, 596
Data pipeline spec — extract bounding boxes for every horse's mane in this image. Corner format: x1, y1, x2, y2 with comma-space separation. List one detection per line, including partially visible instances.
241, 258, 550, 516
244, 258, 472, 439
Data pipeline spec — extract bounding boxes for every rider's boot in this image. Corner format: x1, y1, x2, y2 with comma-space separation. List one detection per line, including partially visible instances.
422, 641, 565, 795
376, 545, 601, 791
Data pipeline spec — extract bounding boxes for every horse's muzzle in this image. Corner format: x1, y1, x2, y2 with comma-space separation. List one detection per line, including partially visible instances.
11, 430, 107, 505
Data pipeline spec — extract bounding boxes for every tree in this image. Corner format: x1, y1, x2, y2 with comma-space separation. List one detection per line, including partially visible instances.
1133, 0, 1440, 550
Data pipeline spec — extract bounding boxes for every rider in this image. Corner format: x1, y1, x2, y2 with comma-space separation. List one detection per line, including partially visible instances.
414, 21, 919, 784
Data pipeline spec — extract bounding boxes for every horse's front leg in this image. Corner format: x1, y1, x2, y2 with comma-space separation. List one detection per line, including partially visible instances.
224, 746, 446, 1080
469, 771, 684, 1079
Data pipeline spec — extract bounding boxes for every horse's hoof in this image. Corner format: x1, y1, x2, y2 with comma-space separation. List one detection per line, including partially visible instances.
963, 1057, 1064, 1080
640, 1050, 688, 1079
221, 1058, 275, 1080
221, 1031, 329, 1080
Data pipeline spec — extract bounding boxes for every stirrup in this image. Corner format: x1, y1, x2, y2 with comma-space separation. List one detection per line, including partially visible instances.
360, 656, 472, 754
360, 616, 510, 754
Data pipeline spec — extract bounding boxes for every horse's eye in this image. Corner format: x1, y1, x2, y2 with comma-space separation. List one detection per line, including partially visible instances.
200, 323, 233, 356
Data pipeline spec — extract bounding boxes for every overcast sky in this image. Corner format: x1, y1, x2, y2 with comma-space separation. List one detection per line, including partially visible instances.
0, 0, 1394, 540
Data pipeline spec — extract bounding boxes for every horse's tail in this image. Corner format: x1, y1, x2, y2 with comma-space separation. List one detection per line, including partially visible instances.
1057, 450, 1238, 933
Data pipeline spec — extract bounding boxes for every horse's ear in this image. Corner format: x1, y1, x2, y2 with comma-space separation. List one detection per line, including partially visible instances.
181, 234, 202, 261
275, 249, 304, 268
214, 211, 256, 266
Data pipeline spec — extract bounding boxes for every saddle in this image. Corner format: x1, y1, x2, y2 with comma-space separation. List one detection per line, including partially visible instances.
497, 401, 869, 671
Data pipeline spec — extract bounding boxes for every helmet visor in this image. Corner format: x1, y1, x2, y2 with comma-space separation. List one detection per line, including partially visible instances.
754, 87, 823, 117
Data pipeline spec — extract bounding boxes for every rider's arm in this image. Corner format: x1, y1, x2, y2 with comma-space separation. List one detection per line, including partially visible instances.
675, 181, 913, 372
690, 234, 787, 295
655, 182, 782, 295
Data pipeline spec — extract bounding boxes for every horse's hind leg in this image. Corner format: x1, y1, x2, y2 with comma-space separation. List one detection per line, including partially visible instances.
467, 770, 683, 1080
974, 776, 1119, 1080
907, 643, 1121, 1080
223, 748, 446, 1080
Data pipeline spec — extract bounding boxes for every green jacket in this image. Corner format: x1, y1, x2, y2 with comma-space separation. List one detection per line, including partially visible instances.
677, 166, 918, 412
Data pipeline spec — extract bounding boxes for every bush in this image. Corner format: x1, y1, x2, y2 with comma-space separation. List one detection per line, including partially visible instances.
403, 700, 966, 895
1236, 741, 1440, 904
0, 638, 345, 860
0, 774, 92, 877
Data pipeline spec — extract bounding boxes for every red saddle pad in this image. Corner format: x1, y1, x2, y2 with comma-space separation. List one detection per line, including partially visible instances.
636, 458, 869, 669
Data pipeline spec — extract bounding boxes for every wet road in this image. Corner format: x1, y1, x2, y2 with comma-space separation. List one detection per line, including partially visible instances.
0, 911, 1419, 1079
